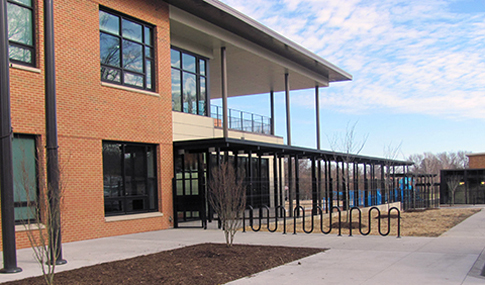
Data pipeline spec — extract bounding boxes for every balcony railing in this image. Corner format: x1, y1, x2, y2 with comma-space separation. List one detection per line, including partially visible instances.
211, 105, 272, 135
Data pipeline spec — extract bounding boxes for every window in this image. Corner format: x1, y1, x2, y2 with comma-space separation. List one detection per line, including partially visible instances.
171, 48, 207, 116
7, 0, 35, 66
12, 135, 38, 224
99, 9, 154, 91
103, 142, 157, 216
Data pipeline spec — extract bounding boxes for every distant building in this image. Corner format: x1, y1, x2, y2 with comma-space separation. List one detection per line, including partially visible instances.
440, 153, 485, 205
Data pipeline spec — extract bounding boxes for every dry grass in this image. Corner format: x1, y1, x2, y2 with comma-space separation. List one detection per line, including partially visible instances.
245, 207, 481, 237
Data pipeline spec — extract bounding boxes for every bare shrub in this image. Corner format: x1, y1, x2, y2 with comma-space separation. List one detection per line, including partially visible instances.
208, 161, 246, 247
15, 145, 66, 285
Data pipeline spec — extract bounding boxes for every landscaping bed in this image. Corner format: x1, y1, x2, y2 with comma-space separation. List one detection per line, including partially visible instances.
6, 244, 324, 285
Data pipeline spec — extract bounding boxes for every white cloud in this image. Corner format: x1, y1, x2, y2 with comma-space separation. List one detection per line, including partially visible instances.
221, 0, 485, 120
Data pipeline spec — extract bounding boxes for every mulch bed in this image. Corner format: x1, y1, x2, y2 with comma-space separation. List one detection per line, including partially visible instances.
6, 243, 324, 285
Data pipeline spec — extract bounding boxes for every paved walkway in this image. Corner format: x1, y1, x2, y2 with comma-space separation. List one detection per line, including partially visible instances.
1, 206, 485, 284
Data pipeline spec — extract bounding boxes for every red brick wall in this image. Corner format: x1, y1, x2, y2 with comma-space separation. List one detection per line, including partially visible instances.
469, 154, 485, 169
2, 0, 174, 249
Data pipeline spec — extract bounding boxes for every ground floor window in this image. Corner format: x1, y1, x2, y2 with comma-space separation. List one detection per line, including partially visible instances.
12, 135, 38, 224
103, 141, 157, 216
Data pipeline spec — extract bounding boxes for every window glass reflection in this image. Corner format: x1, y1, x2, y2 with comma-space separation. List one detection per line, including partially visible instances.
122, 19, 142, 42
172, 69, 181, 111
99, 10, 119, 35
9, 44, 31, 63
182, 53, 196, 72
7, 2, 33, 45
122, 40, 143, 72
183, 72, 197, 114
100, 33, 120, 67
171, 49, 180, 68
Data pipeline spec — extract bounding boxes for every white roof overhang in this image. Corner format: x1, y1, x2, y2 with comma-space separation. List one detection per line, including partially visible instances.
167, 0, 352, 99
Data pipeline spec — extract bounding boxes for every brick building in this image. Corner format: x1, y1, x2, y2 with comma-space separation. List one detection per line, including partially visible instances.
467, 153, 485, 169
2, 0, 413, 253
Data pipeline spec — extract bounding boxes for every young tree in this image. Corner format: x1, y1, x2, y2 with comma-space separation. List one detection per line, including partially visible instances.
382, 141, 403, 210
328, 121, 368, 220
15, 146, 66, 285
446, 175, 461, 206
208, 161, 246, 247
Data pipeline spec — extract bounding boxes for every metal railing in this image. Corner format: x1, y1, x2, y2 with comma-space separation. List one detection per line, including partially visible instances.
211, 105, 272, 135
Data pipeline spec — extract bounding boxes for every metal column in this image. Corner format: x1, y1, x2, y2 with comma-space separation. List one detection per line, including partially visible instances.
221, 47, 228, 138
285, 73, 291, 145
315, 85, 320, 150
270, 90, 275, 136
0, 0, 22, 273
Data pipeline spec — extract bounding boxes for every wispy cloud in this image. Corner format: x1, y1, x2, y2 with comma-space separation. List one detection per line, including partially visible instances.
221, 0, 485, 120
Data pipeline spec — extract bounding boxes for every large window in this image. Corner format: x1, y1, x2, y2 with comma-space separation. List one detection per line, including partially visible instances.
7, 0, 35, 66
12, 135, 38, 224
171, 48, 207, 115
103, 142, 157, 216
99, 9, 154, 91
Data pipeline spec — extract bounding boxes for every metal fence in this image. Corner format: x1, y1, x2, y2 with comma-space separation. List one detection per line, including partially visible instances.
211, 105, 271, 135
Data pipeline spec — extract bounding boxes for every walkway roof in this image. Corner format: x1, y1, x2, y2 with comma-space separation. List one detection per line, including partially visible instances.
174, 138, 413, 166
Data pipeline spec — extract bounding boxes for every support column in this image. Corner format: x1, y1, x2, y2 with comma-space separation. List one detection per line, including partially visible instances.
273, 153, 278, 214
364, 163, 368, 207
248, 150, 253, 207
315, 85, 320, 150
311, 157, 317, 215
381, 164, 385, 205
354, 163, 359, 206
278, 155, 283, 217
221, 47, 228, 138
295, 156, 300, 216
336, 160, 340, 209
270, 90, 275, 135
45, 0, 66, 265
328, 160, 332, 211
285, 73, 291, 145
317, 158, 322, 208
0, 0, 22, 273
288, 155, 293, 217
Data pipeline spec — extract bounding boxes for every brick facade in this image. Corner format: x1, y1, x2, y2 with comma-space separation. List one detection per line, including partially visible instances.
2, 0, 174, 249
468, 153, 485, 169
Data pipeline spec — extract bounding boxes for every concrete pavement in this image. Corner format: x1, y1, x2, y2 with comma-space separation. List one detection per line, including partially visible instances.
1, 206, 484, 284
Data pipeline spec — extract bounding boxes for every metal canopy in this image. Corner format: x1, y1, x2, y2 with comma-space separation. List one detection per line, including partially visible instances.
173, 138, 413, 166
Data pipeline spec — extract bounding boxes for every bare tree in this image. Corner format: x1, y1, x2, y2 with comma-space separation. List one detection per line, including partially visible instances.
328, 121, 368, 220
446, 175, 461, 206
409, 151, 469, 177
382, 141, 403, 210
208, 161, 246, 247
15, 146, 66, 285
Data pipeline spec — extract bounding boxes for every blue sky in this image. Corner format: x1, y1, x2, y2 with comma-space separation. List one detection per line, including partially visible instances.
216, 0, 485, 160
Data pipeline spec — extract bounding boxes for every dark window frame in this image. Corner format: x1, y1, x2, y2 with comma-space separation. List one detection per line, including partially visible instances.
13, 134, 39, 224
171, 46, 208, 116
7, 0, 36, 66
103, 141, 158, 217
99, 7, 155, 91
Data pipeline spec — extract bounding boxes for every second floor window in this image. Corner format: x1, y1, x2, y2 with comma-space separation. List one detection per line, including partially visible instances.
99, 9, 154, 91
7, 0, 35, 66
171, 48, 207, 116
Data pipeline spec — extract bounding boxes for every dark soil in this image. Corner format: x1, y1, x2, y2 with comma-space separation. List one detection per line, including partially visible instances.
6, 243, 324, 285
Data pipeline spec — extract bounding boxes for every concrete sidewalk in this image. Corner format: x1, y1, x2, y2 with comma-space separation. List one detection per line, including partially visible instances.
1, 207, 485, 284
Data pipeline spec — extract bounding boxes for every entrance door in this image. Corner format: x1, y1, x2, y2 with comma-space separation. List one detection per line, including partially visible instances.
173, 153, 207, 228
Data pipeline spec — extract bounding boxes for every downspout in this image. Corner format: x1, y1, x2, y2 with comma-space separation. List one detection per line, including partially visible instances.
44, 0, 66, 265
